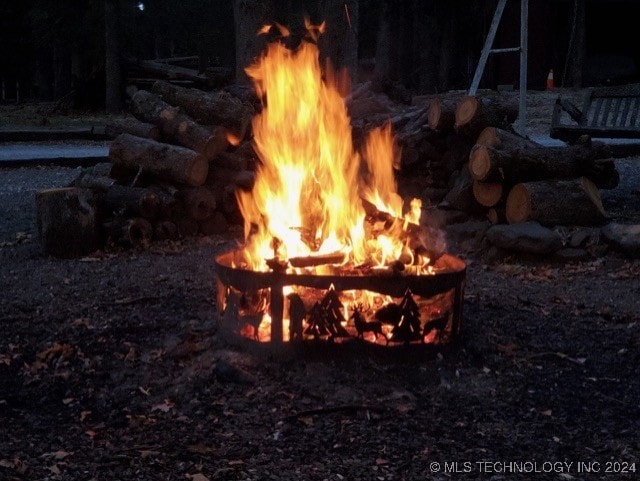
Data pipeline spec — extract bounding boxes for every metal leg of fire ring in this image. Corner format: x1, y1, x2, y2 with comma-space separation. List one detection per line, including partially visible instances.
270, 282, 284, 344
469, 0, 528, 136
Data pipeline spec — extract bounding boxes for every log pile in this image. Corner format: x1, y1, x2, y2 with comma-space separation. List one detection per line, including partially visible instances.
36, 80, 257, 256
35, 80, 621, 257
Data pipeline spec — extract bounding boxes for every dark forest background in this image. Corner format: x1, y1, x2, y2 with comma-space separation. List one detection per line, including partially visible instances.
1, 0, 639, 111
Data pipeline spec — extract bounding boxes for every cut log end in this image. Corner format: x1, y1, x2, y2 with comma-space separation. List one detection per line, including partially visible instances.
454, 96, 479, 128
472, 181, 503, 207
427, 101, 441, 130
476, 127, 499, 147
187, 158, 210, 186
505, 183, 531, 224
469, 145, 493, 181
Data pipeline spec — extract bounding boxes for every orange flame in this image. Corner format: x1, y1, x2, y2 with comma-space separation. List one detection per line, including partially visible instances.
237, 32, 425, 272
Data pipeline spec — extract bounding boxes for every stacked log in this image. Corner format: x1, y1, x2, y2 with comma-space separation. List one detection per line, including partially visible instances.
37, 81, 257, 256
465, 126, 616, 227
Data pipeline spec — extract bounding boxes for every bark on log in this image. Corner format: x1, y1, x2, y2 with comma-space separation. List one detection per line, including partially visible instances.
105, 117, 161, 140
152, 80, 253, 139
473, 181, 504, 207
178, 187, 217, 221
475, 126, 538, 149
70, 163, 116, 191
36, 188, 99, 258
198, 211, 229, 236
105, 217, 153, 246
428, 99, 457, 133
102, 185, 161, 219
455, 96, 519, 140
176, 217, 199, 237
153, 220, 179, 241
487, 207, 506, 225
469, 142, 619, 188
505, 177, 606, 226
131, 90, 228, 160
109, 134, 208, 186
443, 164, 483, 214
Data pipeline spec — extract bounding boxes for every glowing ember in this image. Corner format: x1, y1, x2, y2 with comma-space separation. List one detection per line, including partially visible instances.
236, 26, 434, 277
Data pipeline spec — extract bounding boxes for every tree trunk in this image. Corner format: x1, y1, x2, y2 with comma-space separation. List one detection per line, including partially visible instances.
152, 80, 253, 138
318, 0, 359, 81
36, 188, 99, 258
131, 90, 228, 160
469, 142, 619, 188
109, 133, 209, 186
505, 177, 606, 226
104, 0, 123, 113
443, 164, 483, 214
233, 0, 274, 83
487, 207, 506, 225
568, 0, 586, 88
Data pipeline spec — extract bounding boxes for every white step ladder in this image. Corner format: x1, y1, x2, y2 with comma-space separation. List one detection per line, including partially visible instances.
469, 0, 529, 135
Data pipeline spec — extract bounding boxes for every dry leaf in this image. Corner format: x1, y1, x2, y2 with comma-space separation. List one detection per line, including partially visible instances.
49, 464, 61, 475
151, 399, 174, 413
80, 411, 91, 422
228, 460, 244, 466
0, 459, 14, 468
187, 474, 210, 481
299, 416, 314, 427
140, 450, 160, 459
541, 409, 553, 416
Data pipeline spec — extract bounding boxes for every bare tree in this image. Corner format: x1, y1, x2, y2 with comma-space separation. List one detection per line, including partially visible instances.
105, 0, 123, 112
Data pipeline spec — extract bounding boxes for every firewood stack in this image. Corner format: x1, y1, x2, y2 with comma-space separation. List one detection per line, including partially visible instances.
348, 86, 618, 228
36, 81, 257, 256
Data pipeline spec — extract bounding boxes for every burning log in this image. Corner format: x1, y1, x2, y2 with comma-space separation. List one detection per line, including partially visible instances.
131, 90, 228, 161
505, 177, 606, 226
289, 252, 347, 268
152, 80, 253, 140
102, 185, 162, 219
469, 142, 619, 188
109, 134, 209, 187
472, 181, 504, 208
428, 98, 457, 133
455, 95, 519, 140
104, 217, 153, 246
36, 187, 99, 258
105, 117, 161, 141
178, 187, 217, 221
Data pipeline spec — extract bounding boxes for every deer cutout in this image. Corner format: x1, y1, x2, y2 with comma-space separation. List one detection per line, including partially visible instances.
351, 304, 387, 344
422, 312, 450, 343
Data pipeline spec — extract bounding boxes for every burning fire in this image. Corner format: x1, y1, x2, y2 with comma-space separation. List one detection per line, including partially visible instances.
236, 27, 430, 274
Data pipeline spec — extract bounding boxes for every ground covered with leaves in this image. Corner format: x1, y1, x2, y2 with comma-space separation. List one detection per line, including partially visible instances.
0, 166, 638, 481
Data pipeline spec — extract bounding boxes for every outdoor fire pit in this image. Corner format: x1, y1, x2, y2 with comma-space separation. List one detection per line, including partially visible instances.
214, 24, 466, 346
215, 250, 465, 345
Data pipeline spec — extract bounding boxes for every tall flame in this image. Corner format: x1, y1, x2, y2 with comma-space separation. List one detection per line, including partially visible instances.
237, 36, 422, 272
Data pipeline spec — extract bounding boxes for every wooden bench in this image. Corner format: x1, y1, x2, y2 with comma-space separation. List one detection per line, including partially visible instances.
550, 83, 640, 143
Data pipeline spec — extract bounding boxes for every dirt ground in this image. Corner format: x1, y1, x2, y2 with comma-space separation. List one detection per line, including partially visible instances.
1, 92, 639, 480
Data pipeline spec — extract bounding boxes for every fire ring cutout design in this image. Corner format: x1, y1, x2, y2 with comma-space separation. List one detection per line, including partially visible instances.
215, 251, 466, 346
